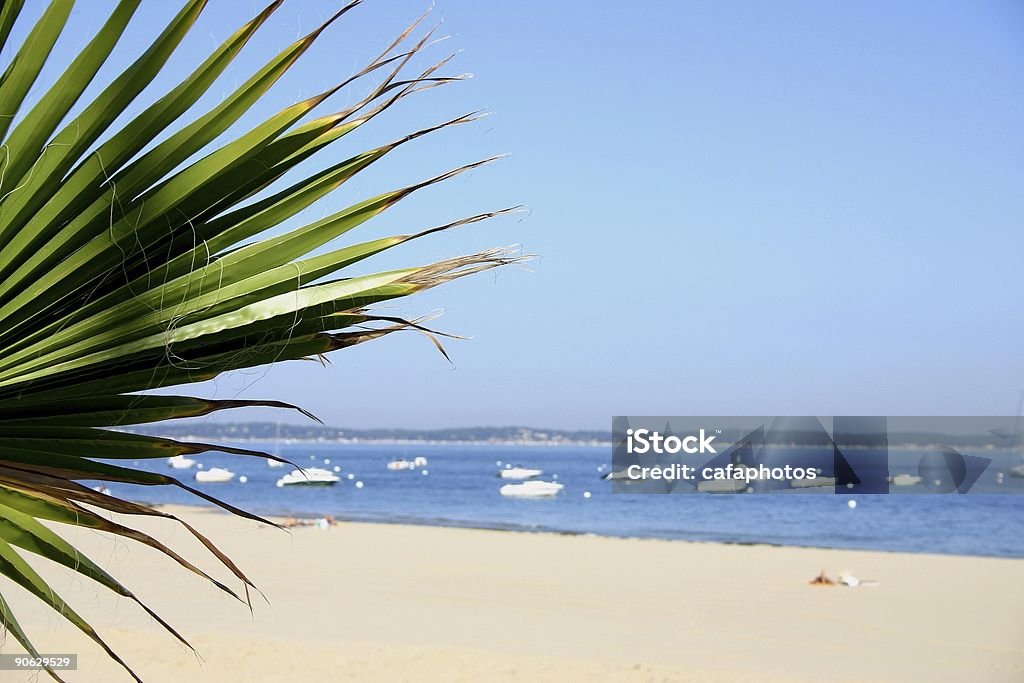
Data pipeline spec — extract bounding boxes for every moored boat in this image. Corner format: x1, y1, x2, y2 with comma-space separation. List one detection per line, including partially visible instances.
387, 459, 416, 471
195, 467, 234, 483
168, 455, 196, 469
499, 466, 543, 480
499, 480, 564, 497
276, 467, 340, 487
888, 473, 923, 486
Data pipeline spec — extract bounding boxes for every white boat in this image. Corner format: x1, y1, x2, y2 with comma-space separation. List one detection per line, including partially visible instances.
1008, 464, 1024, 478
499, 466, 543, 480
413, 456, 428, 467
889, 474, 923, 486
195, 467, 234, 483
267, 458, 286, 468
790, 476, 837, 489
276, 467, 340, 487
167, 455, 196, 469
499, 480, 564, 498
387, 459, 416, 471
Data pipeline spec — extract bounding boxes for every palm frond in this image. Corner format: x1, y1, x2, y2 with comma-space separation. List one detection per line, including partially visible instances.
0, 2, 519, 679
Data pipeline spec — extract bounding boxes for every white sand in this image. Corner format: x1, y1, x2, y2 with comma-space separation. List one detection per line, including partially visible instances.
2, 505, 1021, 682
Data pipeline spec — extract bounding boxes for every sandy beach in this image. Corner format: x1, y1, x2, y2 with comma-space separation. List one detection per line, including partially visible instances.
2, 504, 1021, 682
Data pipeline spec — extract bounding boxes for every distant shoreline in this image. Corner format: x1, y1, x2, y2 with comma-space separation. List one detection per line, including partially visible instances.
147, 436, 613, 447
126, 431, 1017, 451
123, 422, 613, 447
124, 421, 1019, 450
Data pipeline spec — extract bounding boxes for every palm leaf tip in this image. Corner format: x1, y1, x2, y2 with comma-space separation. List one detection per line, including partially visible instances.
0, 0, 519, 679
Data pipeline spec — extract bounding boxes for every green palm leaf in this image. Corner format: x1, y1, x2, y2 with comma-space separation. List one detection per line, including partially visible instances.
0, 2, 519, 679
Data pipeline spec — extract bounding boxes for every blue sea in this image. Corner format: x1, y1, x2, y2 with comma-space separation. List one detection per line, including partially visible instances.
98, 443, 1024, 558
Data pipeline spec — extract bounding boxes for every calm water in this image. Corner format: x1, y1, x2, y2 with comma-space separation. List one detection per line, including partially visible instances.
98, 443, 1024, 558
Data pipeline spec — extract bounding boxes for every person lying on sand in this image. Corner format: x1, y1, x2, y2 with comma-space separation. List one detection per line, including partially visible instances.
808, 569, 835, 586
281, 515, 338, 529
808, 569, 879, 587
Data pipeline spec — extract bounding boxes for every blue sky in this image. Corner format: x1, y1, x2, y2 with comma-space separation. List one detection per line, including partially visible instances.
11, 1, 1024, 429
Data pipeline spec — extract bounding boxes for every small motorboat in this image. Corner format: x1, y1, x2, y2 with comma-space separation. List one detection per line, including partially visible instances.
168, 455, 196, 469
413, 456, 428, 467
499, 466, 543, 480
790, 476, 837, 489
387, 459, 416, 471
499, 480, 564, 498
276, 467, 340, 487
1008, 464, 1024, 478
888, 473, 923, 486
195, 467, 235, 483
